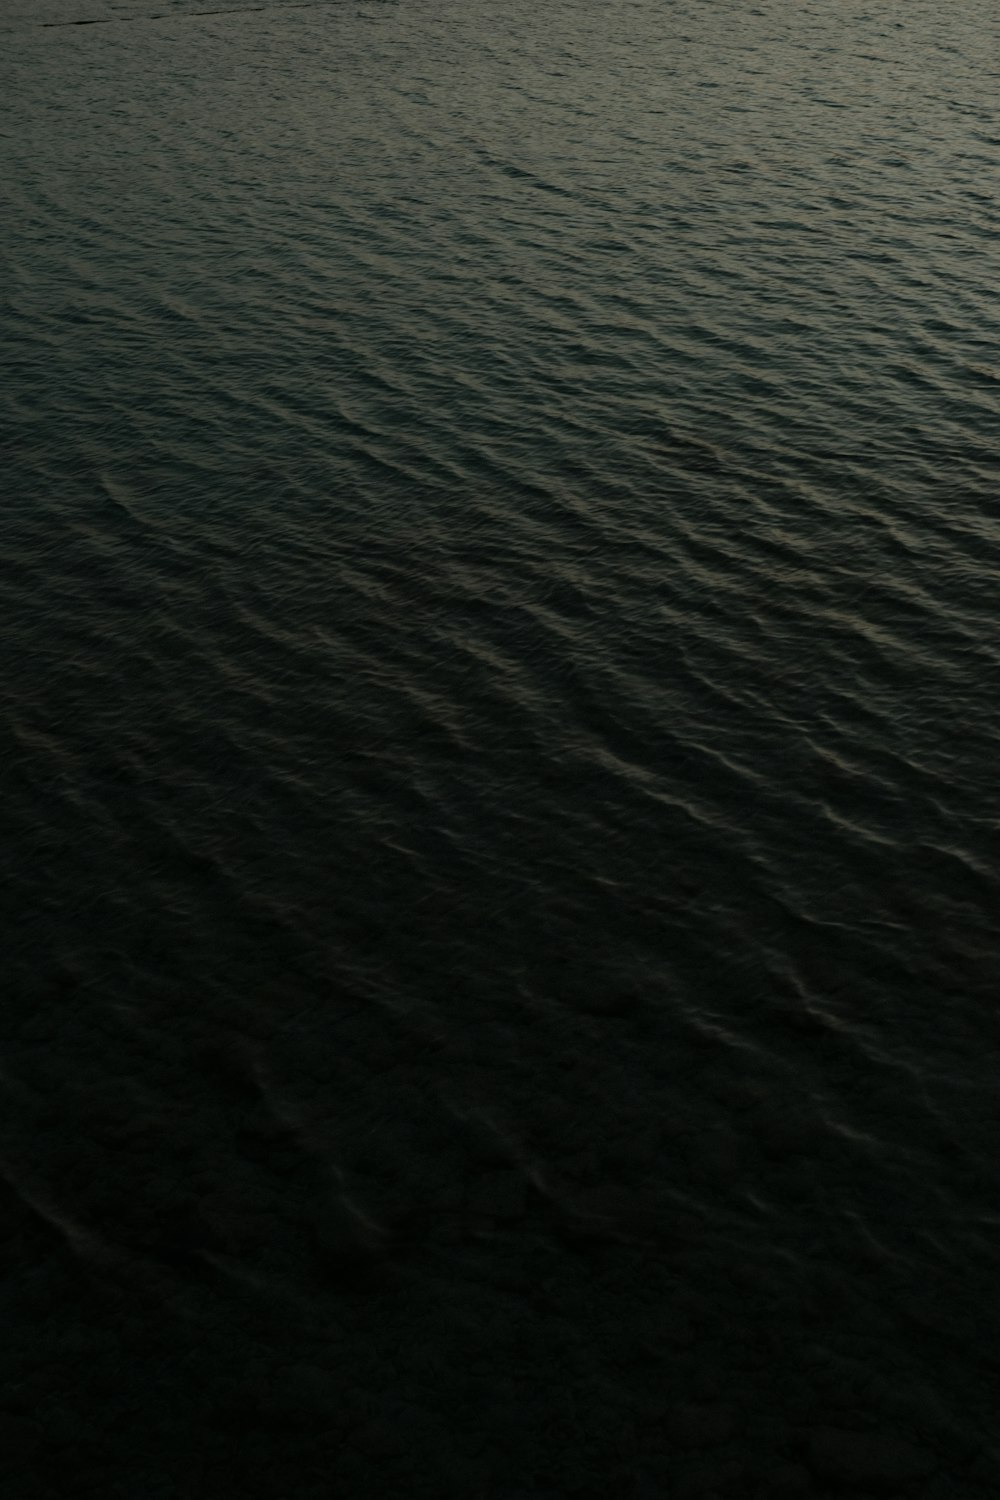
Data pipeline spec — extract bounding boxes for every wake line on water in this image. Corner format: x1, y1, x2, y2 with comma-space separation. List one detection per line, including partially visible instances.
39, 0, 361, 26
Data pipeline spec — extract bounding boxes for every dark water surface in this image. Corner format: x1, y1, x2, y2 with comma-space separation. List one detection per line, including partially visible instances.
2, 0, 999, 1493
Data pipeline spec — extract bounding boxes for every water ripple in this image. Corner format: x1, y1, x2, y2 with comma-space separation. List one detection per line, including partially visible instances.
2, 0, 1000, 1489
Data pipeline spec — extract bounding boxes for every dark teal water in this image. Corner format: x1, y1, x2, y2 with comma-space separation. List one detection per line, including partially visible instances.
2, 0, 998, 1494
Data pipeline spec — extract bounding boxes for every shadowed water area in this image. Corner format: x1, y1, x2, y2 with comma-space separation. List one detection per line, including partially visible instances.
1, 0, 999, 1494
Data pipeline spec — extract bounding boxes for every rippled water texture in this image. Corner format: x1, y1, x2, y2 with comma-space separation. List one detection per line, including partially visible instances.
2, 0, 999, 1494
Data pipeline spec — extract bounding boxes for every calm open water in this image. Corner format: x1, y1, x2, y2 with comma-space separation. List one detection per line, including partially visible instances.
1, 0, 998, 1494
